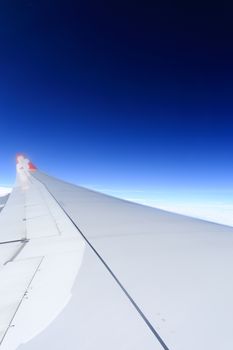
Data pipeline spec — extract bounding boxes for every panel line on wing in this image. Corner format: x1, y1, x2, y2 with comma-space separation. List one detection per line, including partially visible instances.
0, 239, 28, 245
32, 174, 170, 350
0, 257, 44, 346
4, 240, 30, 265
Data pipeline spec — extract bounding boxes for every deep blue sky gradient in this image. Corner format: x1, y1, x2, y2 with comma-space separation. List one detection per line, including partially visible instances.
0, 0, 233, 204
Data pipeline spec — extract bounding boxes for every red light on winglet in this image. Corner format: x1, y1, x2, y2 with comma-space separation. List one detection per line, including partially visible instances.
28, 162, 37, 171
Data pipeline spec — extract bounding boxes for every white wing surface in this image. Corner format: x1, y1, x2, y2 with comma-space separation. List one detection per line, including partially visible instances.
1, 155, 233, 350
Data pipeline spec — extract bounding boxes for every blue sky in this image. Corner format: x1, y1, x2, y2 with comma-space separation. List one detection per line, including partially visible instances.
0, 1, 233, 224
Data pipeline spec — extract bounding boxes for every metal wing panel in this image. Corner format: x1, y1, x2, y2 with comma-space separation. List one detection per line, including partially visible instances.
19, 244, 163, 350
2, 154, 233, 350
0, 186, 26, 243
32, 170, 233, 350
0, 257, 42, 345
1, 156, 165, 350
0, 159, 86, 350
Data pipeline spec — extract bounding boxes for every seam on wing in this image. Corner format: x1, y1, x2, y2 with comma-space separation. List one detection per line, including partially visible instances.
32, 173, 170, 350
0, 257, 44, 346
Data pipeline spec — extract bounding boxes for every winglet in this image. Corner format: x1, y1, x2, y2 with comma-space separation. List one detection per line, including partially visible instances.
16, 154, 37, 172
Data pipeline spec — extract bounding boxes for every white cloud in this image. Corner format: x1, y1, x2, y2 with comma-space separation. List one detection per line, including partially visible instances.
0, 187, 12, 196
141, 200, 233, 227
96, 187, 233, 228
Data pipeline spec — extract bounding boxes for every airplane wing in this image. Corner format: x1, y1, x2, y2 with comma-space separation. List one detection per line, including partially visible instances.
1, 155, 233, 350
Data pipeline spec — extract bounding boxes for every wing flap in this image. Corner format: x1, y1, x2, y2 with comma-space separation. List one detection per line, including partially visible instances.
0, 257, 42, 345
0, 156, 86, 350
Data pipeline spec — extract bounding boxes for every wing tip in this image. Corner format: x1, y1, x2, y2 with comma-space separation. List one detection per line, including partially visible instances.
16, 154, 37, 172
